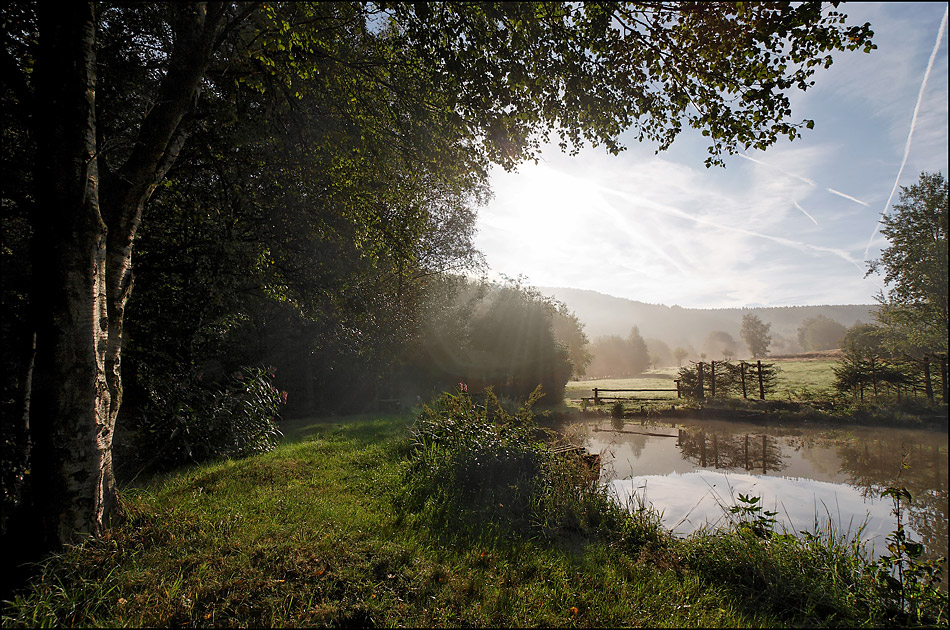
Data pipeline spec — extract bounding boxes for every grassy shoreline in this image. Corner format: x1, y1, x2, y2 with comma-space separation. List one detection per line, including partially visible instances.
3, 407, 947, 628
566, 358, 949, 431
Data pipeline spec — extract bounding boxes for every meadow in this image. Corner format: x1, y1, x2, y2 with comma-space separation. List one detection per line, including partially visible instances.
566, 359, 840, 405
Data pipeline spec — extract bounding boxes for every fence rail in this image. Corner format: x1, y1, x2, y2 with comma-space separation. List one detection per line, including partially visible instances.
587, 384, 681, 404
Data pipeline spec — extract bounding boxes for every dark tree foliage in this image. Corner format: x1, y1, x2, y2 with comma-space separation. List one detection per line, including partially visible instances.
121, 5, 488, 425
833, 356, 913, 402
834, 323, 946, 403
467, 282, 575, 402
395, 277, 583, 404
382, 2, 875, 168
551, 303, 592, 378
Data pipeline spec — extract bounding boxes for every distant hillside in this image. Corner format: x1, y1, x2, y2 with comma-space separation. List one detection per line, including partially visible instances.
538, 286, 877, 358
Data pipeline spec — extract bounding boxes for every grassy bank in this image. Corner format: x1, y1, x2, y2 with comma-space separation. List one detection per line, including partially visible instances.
567, 359, 841, 402
2, 407, 946, 628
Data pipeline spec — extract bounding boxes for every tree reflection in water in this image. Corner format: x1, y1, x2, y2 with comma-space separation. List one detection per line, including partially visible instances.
676, 428, 787, 473
584, 418, 947, 577
835, 436, 948, 573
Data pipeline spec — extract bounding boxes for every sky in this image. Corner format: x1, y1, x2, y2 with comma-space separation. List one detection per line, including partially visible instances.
474, 3, 949, 309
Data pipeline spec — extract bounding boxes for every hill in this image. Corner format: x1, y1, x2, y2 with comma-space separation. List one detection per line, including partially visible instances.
538, 286, 877, 356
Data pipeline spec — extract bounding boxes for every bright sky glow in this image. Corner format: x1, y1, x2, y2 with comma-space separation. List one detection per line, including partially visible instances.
475, 3, 949, 308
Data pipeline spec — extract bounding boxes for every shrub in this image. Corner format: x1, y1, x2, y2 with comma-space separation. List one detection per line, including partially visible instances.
400, 385, 618, 540
128, 366, 284, 471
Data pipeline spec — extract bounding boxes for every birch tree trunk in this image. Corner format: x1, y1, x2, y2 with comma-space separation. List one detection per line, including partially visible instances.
28, 2, 228, 550
30, 2, 112, 546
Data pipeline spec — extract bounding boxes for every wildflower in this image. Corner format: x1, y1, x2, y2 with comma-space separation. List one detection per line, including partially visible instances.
280, 391, 288, 405
570, 606, 579, 616
458, 382, 468, 393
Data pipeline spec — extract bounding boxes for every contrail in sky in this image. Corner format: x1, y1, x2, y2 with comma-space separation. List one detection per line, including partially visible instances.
826, 188, 870, 207
596, 185, 865, 272
736, 153, 816, 187
863, 5, 949, 260
793, 201, 819, 225
738, 152, 869, 208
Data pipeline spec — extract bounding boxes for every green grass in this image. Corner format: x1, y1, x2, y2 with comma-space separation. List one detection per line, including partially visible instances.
770, 359, 838, 397
570, 361, 838, 399
2, 411, 945, 628
566, 371, 680, 403
567, 360, 840, 408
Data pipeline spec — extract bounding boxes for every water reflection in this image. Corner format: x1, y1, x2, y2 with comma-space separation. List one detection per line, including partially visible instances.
610, 471, 897, 546
579, 418, 948, 569
676, 429, 785, 473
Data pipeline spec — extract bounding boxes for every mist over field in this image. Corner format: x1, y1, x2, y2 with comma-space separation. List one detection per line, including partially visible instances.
540, 286, 877, 364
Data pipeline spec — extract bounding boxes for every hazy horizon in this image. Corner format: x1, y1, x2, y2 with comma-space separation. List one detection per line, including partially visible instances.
537, 284, 878, 311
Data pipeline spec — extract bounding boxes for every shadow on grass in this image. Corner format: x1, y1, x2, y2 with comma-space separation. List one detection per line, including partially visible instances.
279, 410, 416, 444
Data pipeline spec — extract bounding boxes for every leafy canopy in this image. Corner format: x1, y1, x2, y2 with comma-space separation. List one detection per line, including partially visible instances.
378, 1, 875, 167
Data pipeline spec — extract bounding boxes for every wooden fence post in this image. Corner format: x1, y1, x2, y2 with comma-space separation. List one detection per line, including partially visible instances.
710, 361, 717, 398
757, 360, 765, 400
697, 362, 705, 401
870, 357, 878, 400
923, 355, 934, 402
675, 380, 681, 398
941, 354, 948, 403
740, 362, 747, 399
593, 387, 600, 405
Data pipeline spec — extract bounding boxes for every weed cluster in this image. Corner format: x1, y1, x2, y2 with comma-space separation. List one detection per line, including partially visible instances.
126, 366, 285, 472
869, 486, 948, 625
400, 386, 631, 542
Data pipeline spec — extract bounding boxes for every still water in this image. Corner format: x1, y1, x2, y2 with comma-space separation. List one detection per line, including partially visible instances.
571, 417, 948, 565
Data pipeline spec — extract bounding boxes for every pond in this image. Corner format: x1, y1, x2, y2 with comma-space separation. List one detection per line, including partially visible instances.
568, 416, 948, 568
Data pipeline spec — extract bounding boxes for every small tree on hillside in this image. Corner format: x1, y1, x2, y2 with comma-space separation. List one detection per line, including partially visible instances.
628, 327, 650, 375
673, 347, 689, 367
797, 315, 846, 351
740, 314, 772, 358
704, 330, 737, 360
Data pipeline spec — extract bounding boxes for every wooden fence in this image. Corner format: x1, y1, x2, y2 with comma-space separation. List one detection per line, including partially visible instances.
693, 360, 770, 400
584, 384, 681, 405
